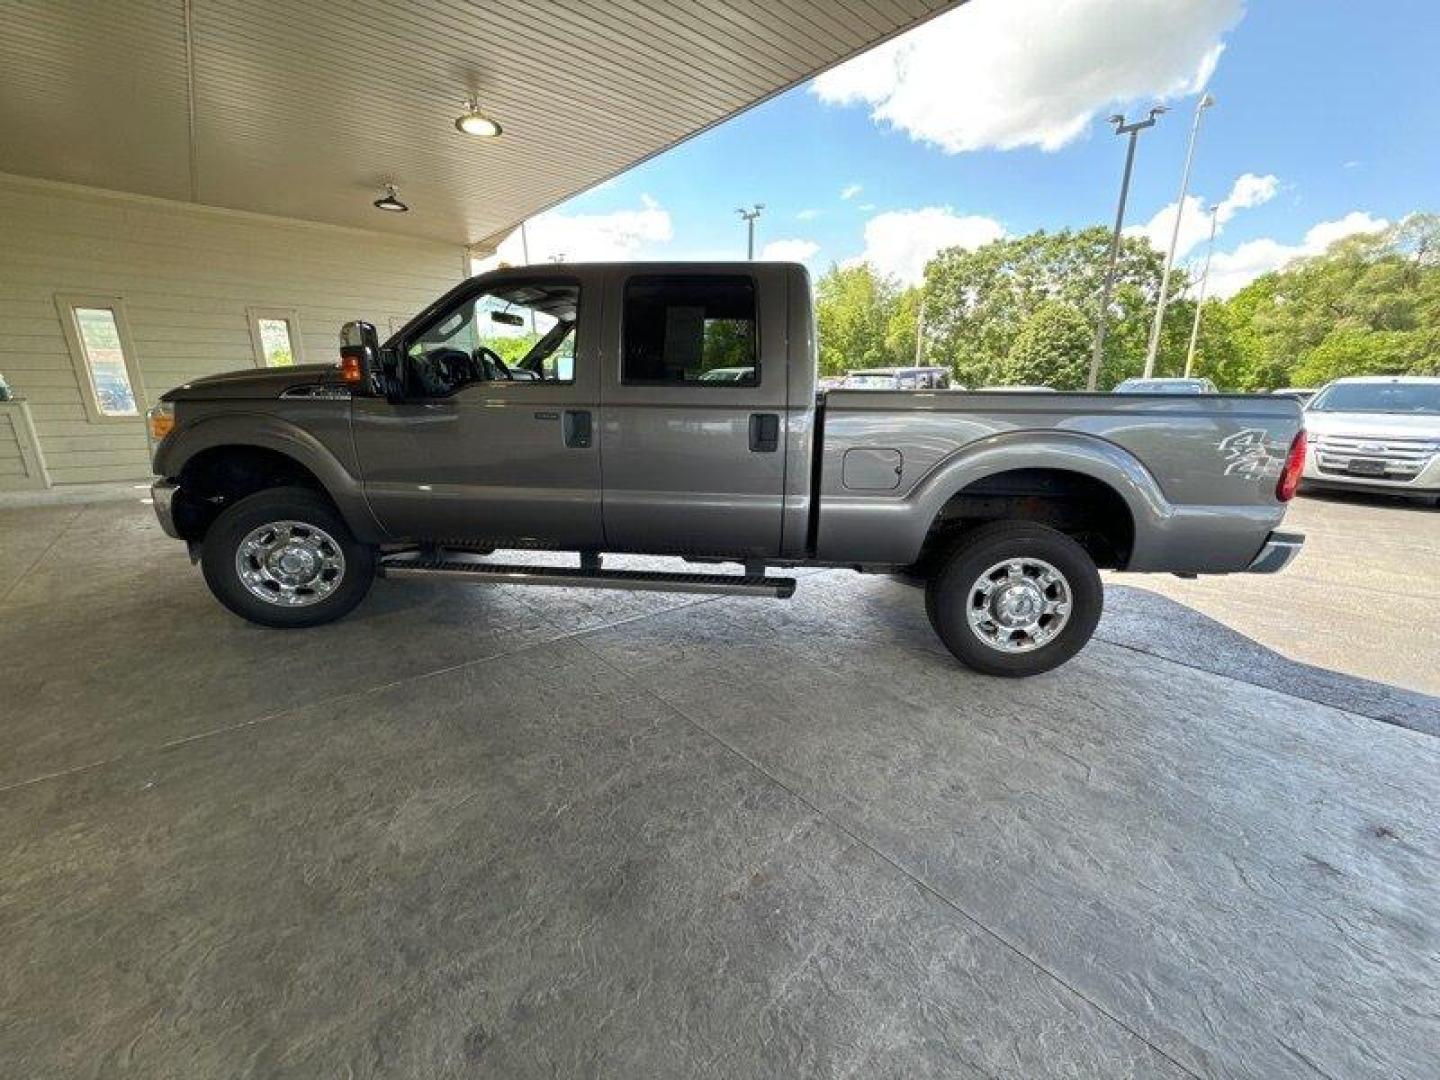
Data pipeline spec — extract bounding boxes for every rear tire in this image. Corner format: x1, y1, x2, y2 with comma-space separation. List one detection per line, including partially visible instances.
925, 522, 1102, 677
201, 486, 374, 628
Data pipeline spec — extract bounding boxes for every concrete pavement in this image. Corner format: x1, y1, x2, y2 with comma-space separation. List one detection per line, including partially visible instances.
1, 496, 1436, 1078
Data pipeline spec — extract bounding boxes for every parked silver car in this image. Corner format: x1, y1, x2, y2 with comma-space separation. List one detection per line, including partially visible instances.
1114, 377, 1218, 394
1300, 376, 1440, 502
843, 366, 953, 390
1271, 387, 1318, 406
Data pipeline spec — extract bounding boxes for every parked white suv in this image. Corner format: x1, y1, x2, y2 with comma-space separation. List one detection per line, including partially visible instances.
1301, 376, 1440, 503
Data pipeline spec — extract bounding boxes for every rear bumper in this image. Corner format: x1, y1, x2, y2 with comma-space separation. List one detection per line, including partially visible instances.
1245, 530, 1304, 574
1300, 477, 1438, 498
151, 479, 181, 538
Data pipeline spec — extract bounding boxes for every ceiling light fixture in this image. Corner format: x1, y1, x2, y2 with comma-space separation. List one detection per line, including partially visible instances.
372, 184, 408, 213
455, 100, 502, 138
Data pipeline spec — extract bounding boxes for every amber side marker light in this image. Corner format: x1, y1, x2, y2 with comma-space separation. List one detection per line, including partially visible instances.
147, 404, 175, 441
338, 353, 364, 383
1276, 429, 1307, 502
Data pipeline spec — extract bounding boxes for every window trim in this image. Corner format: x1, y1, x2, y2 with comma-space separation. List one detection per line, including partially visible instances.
246, 307, 306, 369
620, 274, 761, 388
54, 293, 146, 424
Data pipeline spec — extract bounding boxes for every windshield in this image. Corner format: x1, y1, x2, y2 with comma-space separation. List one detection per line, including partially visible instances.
1309, 382, 1440, 414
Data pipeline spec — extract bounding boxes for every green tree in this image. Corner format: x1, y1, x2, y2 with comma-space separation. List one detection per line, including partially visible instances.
922, 227, 1178, 388
885, 286, 923, 366
1220, 213, 1440, 388
488, 333, 543, 366
1000, 301, 1093, 389
814, 262, 899, 375
702, 318, 755, 369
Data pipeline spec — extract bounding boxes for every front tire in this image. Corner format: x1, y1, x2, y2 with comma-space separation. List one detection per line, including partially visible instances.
925, 522, 1102, 677
201, 486, 374, 628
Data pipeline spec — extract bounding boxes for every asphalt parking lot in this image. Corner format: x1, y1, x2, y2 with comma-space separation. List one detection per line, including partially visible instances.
1, 493, 1437, 1078
1114, 492, 1440, 703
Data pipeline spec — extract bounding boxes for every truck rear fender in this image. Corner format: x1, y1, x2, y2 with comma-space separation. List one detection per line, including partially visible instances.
153, 413, 386, 543
819, 431, 1169, 568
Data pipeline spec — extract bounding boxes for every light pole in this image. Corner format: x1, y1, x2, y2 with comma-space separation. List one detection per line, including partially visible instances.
1143, 93, 1215, 378
1184, 205, 1220, 378
914, 295, 926, 366
736, 204, 764, 259
1087, 106, 1166, 391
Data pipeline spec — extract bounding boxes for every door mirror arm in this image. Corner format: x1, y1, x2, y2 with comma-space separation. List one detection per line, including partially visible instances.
378, 345, 403, 400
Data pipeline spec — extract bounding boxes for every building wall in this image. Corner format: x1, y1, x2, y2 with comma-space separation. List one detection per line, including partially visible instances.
0, 174, 468, 486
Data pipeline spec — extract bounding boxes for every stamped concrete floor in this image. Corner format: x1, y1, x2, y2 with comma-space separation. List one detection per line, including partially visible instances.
1, 499, 1437, 1079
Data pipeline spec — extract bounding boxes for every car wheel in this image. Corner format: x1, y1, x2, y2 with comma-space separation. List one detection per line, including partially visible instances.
201, 486, 375, 628
925, 521, 1102, 677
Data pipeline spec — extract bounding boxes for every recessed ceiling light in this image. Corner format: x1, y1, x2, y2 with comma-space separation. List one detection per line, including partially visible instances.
455, 100, 502, 138
373, 184, 408, 213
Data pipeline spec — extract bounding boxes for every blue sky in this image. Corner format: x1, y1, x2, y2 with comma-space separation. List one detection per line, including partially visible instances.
496, 0, 1438, 297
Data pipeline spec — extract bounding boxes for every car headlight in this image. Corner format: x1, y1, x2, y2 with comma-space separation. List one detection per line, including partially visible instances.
146, 401, 175, 454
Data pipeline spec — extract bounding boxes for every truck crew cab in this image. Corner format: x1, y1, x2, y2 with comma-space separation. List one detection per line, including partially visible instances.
149, 263, 1307, 676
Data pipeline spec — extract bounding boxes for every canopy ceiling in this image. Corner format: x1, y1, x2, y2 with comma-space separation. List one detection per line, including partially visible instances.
2, 0, 957, 249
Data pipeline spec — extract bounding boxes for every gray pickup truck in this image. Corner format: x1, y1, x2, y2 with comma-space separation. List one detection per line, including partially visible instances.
148, 262, 1307, 676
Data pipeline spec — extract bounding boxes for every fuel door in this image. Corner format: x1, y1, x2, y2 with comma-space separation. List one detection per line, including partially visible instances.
842, 447, 904, 491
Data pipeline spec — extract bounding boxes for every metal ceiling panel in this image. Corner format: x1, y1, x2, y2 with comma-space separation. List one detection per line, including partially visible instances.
0, 0, 958, 246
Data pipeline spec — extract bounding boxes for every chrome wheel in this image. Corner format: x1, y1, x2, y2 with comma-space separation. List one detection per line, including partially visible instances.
965, 557, 1072, 654
234, 520, 346, 607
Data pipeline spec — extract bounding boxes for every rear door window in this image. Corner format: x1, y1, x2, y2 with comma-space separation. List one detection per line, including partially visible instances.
621, 277, 757, 385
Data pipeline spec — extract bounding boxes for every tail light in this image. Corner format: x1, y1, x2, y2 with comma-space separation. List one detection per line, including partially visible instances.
1276, 429, 1306, 502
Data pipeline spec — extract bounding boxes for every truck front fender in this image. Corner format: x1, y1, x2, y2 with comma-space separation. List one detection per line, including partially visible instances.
154, 412, 387, 543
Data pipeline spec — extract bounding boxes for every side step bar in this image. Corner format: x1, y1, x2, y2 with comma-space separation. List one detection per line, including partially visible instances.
380, 556, 797, 599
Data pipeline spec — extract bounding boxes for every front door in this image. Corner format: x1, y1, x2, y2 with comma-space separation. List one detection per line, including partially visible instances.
353, 272, 603, 547
597, 269, 789, 558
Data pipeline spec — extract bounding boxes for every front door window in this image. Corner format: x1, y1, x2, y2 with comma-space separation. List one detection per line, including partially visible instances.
403, 282, 579, 397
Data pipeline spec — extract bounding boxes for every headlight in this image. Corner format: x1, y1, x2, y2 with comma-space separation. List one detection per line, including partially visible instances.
146, 401, 175, 454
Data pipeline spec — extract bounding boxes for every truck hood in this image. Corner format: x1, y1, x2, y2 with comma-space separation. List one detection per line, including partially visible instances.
162, 364, 343, 401
1304, 411, 1440, 440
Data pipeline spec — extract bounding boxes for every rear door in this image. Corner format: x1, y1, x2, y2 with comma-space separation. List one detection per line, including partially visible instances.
597, 267, 790, 558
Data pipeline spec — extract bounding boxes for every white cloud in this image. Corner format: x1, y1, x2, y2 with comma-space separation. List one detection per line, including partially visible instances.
1129, 172, 1279, 259
760, 238, 821, 263
796, 208, 822, 221
853, 207, 1005, 284
1206, 211, 1389, 298
812, 0, 1242, 154
840, 183, 863, 200
491, 197, 672, 265
857, 203, 877, 212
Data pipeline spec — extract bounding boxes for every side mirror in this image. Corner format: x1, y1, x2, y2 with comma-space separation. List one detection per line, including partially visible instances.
339, 320, 383, 396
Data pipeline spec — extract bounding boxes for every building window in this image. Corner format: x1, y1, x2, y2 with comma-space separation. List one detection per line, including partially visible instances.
622, 277, 757, 385
55, 295, 144, 422
247, 308, 305, 368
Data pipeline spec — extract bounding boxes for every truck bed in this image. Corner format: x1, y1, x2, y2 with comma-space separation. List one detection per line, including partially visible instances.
813, 390, 1305, 573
